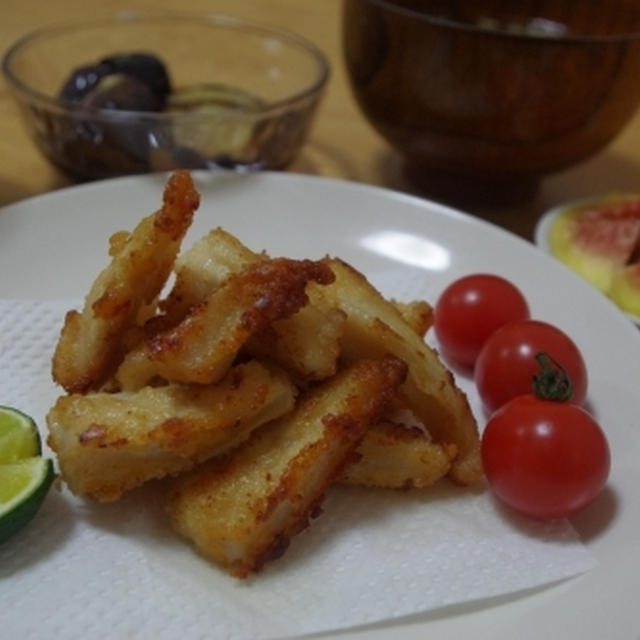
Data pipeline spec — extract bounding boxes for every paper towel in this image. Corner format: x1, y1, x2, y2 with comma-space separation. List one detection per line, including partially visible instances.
0, 299, 595, 640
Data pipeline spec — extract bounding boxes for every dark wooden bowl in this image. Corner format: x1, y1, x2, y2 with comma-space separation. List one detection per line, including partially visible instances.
343, 0, 640, 202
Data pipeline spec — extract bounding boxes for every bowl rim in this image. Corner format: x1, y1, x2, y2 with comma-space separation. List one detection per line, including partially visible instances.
1, 10, 331, 120
355, 0, 640, 43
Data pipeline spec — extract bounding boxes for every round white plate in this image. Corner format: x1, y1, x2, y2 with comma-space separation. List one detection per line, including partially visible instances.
1, 172, 639, 640
534, 198, 640, 327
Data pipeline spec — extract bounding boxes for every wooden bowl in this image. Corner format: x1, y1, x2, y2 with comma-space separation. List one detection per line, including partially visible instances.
343, 0, 640, 203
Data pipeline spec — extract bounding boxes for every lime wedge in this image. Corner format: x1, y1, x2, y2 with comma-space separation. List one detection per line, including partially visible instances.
0, 405, 41, 463
0, 457, 54, 543
0, 407, 54, 543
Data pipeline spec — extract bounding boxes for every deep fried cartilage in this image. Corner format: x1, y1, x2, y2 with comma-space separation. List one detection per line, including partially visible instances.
246, 284, 347, 382
46, 360, 296, 502
114, 227, 259, 391
51, 170, 199, 393
392, 299, 434, 338
161, 227, 263, 323
324, 259, 482, 485
338, 421, 455, 489
144, 257, 335, 385
166, 357, 408, 578
159, 227, 346, 382
112, 346, 160, 391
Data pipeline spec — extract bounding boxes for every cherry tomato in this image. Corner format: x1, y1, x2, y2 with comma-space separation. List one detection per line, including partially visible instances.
481, 395, 610, 520
434, 274, 529, 367
475, 319, 588, 413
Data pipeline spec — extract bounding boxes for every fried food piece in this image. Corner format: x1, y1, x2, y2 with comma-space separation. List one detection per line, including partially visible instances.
161, 227, 346, 382
161, 227, 263, 323
112, 346, 160, 391
116, 269, 343, 391
158, 225, 424, 383
143, 257, 335, 386
167, 357, 408, 578
246, 285, 347, 383
324, 259, 482, 485
47, 360, 296, 502
52, 171, 199, 393
338, 421, 454, 489
392, 299, 434, 338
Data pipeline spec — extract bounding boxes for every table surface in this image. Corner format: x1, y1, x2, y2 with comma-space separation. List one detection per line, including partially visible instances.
2, 0, 640, 240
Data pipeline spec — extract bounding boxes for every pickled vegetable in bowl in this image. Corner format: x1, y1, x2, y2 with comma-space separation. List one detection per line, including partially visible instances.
2, 13, 329, 180
54, 51, 273, 172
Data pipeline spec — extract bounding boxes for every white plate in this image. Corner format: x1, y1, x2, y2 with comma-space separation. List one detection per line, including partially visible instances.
534, 198, 640, 327
1, 172, 639, 640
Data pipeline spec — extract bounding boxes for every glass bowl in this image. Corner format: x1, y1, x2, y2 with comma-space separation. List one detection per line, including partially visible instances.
342, 0, 640, 204
2, 12, 329, 181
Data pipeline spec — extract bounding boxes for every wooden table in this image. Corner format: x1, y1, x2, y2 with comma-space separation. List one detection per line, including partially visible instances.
3, 0, 640, 241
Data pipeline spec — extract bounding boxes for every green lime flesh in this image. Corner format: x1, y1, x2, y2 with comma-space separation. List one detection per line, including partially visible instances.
0, 406, 41, 464
0, 458, 54, 544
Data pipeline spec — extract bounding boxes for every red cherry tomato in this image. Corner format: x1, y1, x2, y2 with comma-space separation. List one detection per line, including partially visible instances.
475, 319, 588, 413
434, 274, 529, 367
481, 395, 610, 520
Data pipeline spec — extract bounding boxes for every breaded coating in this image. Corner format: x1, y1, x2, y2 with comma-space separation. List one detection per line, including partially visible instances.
112, 345, 160, 391
160, 228, 347, 382
246, 284, 347, 383
392, 299, 434, 338
51, 171, 199, 393
47, 360, 296, 502
43, 170, 486, 579
146, 257, 335, 385
161, 227, 263, 323
323, 259, 482, 485
338, 421, 455, 489
167, 357, 408, 578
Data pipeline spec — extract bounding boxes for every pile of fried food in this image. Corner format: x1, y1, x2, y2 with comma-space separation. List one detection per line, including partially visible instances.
46, 171, 482, 579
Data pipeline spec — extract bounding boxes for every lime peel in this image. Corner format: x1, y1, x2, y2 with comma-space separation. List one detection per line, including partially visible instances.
0, 407, 54, 543
0, 458, 54, 543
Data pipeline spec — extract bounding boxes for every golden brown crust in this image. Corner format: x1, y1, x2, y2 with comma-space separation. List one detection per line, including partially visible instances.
159, 229, 348, 383
45, 170, 483, 578
167, 357, 407, 578
144, 258, 335, 385
323, 258, 482, 485
392, 299, 434, 338
51, 170, 198, 393
47, 360, 296, 502
338, 420, 454, 489
154, 171, 200, 239
160, 226, 262, 323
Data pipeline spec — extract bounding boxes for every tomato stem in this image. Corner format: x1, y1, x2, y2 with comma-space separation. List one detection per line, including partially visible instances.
531, 352, 573, 401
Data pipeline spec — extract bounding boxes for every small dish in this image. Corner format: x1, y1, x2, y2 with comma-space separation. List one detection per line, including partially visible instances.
1, 12, 329, 180
535, 195, 640, 326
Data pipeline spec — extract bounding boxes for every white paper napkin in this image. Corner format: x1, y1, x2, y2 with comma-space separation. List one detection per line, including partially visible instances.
0, 299, 595, 640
